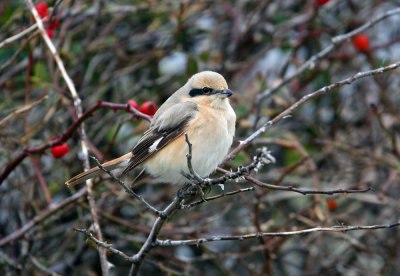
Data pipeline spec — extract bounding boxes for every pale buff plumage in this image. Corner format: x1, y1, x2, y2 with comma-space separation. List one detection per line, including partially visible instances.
66, 71, 236, 186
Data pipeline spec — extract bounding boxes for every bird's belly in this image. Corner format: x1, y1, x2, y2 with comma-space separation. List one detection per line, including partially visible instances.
143, 115, 233, 184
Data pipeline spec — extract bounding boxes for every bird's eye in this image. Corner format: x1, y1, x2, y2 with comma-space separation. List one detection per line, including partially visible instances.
202, 87, 211, 93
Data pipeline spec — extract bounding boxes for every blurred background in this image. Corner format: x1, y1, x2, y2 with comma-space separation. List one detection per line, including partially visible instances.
1, 0, 400, 275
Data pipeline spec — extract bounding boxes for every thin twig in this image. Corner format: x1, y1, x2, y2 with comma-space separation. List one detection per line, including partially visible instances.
249, 177, 372, 195
0, 95, 48, 127
180, 187, 256, 209
0, 22, 40, 48
0, 30, 39, 74
90, 156, 161, 216
183, 133, 207, 200
184, 133, 205, 183
216, 168, 373, 195
74, 228, 133, 262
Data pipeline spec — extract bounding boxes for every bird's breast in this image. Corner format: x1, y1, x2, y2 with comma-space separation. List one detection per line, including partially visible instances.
143, 103, 236, 184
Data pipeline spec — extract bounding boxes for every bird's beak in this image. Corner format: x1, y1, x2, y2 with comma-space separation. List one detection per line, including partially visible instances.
217, 89, 233, 98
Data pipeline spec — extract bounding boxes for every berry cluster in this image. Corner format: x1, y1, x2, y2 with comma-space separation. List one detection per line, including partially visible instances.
128, 100, 158, 116
35, 1, 60, 38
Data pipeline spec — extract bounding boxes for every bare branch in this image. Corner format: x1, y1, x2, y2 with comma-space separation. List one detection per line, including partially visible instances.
154, 221, 400, 247
0, 95, 48, 127
216, 169, 373, 196
74, 228, 133, 262
180, 187, 256, 209
0, 22, 39, 48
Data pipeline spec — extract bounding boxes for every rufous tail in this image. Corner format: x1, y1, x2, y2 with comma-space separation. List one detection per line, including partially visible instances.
65, 152, 132, 187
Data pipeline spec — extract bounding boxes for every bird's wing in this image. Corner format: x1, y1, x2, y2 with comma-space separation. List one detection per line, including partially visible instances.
123, 100, 198, 174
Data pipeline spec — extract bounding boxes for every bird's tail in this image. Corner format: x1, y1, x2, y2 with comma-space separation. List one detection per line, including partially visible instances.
65, 152, 132, 187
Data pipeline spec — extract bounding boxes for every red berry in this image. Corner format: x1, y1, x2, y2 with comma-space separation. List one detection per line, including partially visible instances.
51, 143, 69, 158
352, 33, 370, 52
316, 0, 330, 6
128, 100, 138, 110
326, 199, 338, 212
140, 101, 158, 116
47, 19, 60, 30
45, 29, 54, 38
35, 2, 48, 19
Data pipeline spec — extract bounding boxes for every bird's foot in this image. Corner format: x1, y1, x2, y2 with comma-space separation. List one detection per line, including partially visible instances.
181, 172, 207, 202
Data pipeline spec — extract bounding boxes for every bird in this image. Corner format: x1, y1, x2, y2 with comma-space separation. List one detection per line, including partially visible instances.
65, 71, 236, 187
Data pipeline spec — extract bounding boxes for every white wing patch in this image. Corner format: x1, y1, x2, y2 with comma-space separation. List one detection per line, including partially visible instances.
149, 137, 163, 153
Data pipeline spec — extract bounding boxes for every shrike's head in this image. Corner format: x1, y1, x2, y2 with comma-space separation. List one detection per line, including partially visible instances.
182, 71, 233, 108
